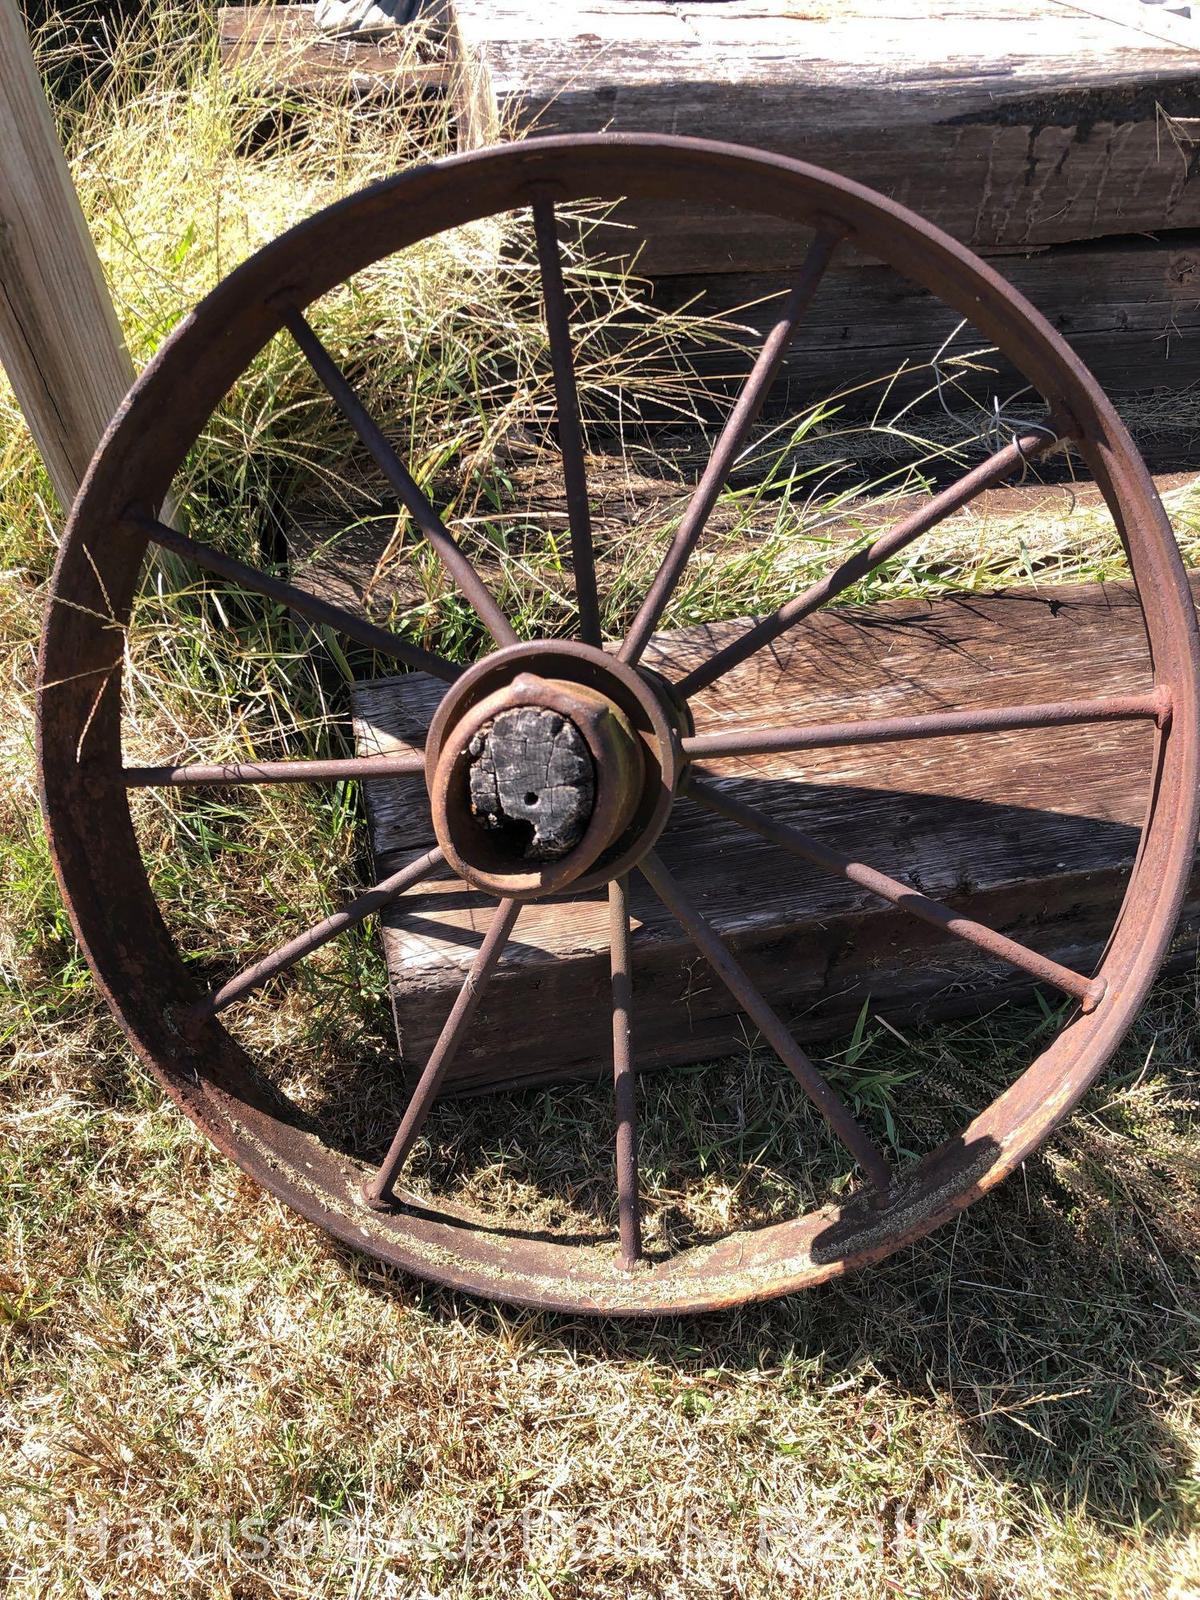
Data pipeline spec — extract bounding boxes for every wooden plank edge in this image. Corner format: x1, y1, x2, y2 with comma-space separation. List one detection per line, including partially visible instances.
217, 4, 454, 94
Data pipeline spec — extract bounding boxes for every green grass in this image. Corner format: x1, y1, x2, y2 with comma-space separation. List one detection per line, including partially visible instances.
2, 5, 1199, 1596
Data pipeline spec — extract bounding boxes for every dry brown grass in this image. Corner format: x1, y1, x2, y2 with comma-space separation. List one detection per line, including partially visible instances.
2, 977, 1199, 1598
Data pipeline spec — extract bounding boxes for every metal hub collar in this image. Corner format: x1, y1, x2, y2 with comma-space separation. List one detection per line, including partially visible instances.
425, 642, 690, 898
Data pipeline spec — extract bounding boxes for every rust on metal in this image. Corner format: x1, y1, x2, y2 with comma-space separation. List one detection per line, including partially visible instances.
608, 873, 642, 1268
363, 896, 523, 1210
690, 776, 1107, 1011
428, 668, 647, 899
136, 513, 459, 681
641, 850, 894, 1195
423, 639, 688, 895
620, 227, 842, 666
124, 752, 428, 786
188, 845, 444, 1021
36, 134, 1200, 1315
282, 305, 517, 650
675, 429, 1061, 700
531, 192, 603, 648
681, 690, 1172, 762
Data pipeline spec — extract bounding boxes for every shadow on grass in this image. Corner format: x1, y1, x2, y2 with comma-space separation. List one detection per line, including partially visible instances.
326, 1136, 1199, 1541
305, 964, 1200, 1545
179, 765, 1195, 1541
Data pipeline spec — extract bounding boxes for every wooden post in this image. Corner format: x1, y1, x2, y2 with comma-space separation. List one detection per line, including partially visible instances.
0, 0, 135, 510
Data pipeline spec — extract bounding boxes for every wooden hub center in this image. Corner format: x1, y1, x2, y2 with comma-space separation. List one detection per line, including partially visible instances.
424, 642, 689, 900
467, 703, 597, 862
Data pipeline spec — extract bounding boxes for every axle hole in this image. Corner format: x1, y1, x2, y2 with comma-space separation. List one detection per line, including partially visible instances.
524, 791, 538, 806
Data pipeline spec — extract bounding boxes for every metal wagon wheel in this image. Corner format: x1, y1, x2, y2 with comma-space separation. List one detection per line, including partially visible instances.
38, 135, 1200, 1315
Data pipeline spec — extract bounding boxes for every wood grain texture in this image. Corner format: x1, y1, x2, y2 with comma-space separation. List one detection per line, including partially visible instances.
0, 0, 134, 508
450, 0, 1200, 270
469, 704, 596, 859
352, 573, 1200, 1093
218, 4, 1200, 459
652, 237, 1200, 432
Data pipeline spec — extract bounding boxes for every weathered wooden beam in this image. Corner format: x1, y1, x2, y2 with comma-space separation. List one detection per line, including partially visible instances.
219, 3, 1200, 275
216, 5, 1200, 464
0, 0, 134, 509
654, 236, 1200, 402
218, 4, 452, 96
352, 573, 1200, 1094
450, 0, 1200, 271
650, 234, 1200, 469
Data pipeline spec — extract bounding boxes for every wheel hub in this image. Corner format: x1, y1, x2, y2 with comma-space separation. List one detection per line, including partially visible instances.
425, 640, 690, 899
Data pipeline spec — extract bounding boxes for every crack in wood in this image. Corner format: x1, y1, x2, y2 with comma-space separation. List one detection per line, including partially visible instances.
468, 705, 596, 860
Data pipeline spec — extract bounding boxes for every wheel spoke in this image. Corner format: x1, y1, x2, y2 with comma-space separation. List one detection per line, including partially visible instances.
619, 228, 841, 666
281, 305, 518, 649
532, 194, 602, 647
363, 897, 522, 1208
125, 753, 427, 787
639, 850, 892, 1194
187, 845, 444, 1022
133, 514, 459, 682
691, 777, 1106, 1009
609, 874, 642, 1267
676, 428, 1060, 699
683, 690, 1171, 762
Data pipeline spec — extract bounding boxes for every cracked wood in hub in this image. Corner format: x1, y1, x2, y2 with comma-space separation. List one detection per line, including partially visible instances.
468, 705, 596, 861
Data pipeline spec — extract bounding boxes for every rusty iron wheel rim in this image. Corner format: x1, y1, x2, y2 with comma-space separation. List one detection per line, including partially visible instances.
37, 134, 1200, 1315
